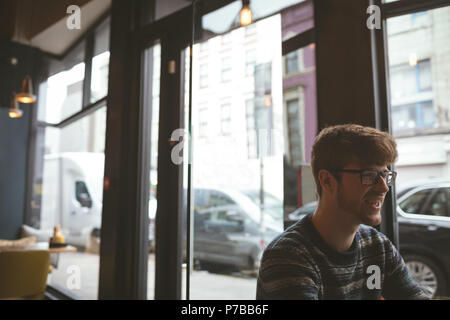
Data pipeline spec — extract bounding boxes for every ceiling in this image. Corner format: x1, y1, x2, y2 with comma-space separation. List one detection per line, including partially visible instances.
0, 0, 111, 56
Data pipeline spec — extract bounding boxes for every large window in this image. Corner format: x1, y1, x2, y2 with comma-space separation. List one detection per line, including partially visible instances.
178, 0, 315, 300
29, 15, 110, 300
43, 107, 106, 299
386, 6, 450, 298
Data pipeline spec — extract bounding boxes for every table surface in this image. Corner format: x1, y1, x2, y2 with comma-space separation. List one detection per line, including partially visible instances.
0, 242, 77, 253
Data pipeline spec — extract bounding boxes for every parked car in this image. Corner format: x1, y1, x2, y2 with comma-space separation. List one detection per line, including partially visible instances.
191, 188, 283, 273
286, 179, 450, 298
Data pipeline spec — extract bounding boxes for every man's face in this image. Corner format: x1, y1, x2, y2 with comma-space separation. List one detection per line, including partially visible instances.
334, 164, 390, 226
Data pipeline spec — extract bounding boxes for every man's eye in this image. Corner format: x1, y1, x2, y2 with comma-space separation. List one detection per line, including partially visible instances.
364, 172, 377, 178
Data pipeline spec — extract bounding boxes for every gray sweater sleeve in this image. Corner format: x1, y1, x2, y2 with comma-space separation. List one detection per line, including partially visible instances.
381, 239, 430, 300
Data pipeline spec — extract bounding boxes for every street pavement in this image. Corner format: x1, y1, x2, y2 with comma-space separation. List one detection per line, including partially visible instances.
48, 252, 258, 300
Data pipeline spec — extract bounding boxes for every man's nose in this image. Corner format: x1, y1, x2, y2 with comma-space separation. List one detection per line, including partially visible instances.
373, 174, 389, 193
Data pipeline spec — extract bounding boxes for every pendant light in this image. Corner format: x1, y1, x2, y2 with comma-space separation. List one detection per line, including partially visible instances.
240, 0, 252, 26
16, 75, 36, 103
9, 92, 23, 119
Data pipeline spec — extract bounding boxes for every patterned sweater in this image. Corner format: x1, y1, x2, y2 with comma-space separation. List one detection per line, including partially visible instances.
256, 213, 429, 300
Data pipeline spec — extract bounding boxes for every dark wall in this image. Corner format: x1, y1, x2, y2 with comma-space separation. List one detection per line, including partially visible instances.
0, 39, 39, 239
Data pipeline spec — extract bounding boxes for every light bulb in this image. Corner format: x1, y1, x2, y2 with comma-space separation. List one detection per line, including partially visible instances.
240, 6, 252, 26
9, 93, 23, 118
9, 109, 23, 118
409, 53, 418, 67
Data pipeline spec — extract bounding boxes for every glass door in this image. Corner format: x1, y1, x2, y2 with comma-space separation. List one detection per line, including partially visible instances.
187, 10, 285, 300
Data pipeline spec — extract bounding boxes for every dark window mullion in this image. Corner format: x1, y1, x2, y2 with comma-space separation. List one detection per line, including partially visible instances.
83, 33, 94, 107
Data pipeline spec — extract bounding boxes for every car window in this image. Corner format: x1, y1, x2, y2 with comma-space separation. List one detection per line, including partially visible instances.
242, 190, 283, 222
396, 186, 415, 199
210, 191, 235, 207
399, 188, 433, 215
75, 181, 92, 208
422, 188, 449, 217
199, 207, 246, 233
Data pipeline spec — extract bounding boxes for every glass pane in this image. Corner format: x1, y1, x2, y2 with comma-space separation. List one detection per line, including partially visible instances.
399, 189, 432, 214
188, 13, 286, 300
142, 42, 161, 300
283, 44, 317, 224
423, 188, 448, 217
40, 106, 106, 299
90, 51, 110, 103
387, 7, 450, 298
91, 17, 110, 103
38, 62, 85, 124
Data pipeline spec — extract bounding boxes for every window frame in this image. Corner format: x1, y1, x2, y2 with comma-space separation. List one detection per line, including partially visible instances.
25, 11, 111, 300
371, 0, 450, 247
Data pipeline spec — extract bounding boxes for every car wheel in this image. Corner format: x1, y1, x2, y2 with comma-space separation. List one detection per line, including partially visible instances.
403, 254, 447, 298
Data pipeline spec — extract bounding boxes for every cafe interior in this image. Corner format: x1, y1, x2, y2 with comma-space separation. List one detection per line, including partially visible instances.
1, 0, 450, 300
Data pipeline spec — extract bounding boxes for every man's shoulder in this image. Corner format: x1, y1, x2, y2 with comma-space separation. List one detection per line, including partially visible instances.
264, 216, 315, 257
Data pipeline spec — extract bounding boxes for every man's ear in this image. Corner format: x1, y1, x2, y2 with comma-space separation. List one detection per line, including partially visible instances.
318, 169, 337, 195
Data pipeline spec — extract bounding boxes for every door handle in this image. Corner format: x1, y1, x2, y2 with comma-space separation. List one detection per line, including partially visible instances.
427, 224, 438, 231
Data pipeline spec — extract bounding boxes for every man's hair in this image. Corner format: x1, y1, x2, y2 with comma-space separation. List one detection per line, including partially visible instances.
311, 124, 398, 197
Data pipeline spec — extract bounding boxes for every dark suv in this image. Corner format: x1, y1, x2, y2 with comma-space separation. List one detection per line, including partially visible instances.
287, 179, 450, 298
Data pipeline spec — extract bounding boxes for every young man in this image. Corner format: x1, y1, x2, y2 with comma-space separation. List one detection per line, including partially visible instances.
256, 124, 429, 300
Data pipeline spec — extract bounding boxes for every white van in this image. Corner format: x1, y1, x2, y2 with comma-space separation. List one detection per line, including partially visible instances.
41, 153, 104, 247
41, 152, 157, 249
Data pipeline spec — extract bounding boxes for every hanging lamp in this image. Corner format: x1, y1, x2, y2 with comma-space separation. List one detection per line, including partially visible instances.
240, 0, 252, 26
16, 75, 36, 103
9, 92, 23, 118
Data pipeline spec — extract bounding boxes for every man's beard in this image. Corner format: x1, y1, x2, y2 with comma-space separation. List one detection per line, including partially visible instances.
336, 186, 383, 227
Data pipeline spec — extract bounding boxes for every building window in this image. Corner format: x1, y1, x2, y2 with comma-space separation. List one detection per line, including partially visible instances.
221, 57, 232, 82
286, 98, 304, 165
245, 99, 257, 159
198, 108, 208, 137
245, 49, 256, 77
285, 51, 299, 74
390, 59, 434, 132
199, 64, 208, 88
220, 103, 232, 135
390, 59, 432, 100
392, 101, 435, 131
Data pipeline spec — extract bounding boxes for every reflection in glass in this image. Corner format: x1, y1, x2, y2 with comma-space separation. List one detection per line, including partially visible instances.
39, 63, 85, 124
91, 51, 110, 103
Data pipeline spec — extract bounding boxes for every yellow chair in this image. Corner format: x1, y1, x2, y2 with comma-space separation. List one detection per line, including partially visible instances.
0, 250, 50, 300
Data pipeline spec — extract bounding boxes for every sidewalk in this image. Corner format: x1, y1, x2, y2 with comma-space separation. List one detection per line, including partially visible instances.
48, 252, 257, 300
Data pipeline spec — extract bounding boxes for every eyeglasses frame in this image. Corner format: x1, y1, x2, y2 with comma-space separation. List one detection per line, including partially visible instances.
330, 169, 397, 187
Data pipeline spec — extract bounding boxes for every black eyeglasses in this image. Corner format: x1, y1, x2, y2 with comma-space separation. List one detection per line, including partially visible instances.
331, 169, 397, 187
